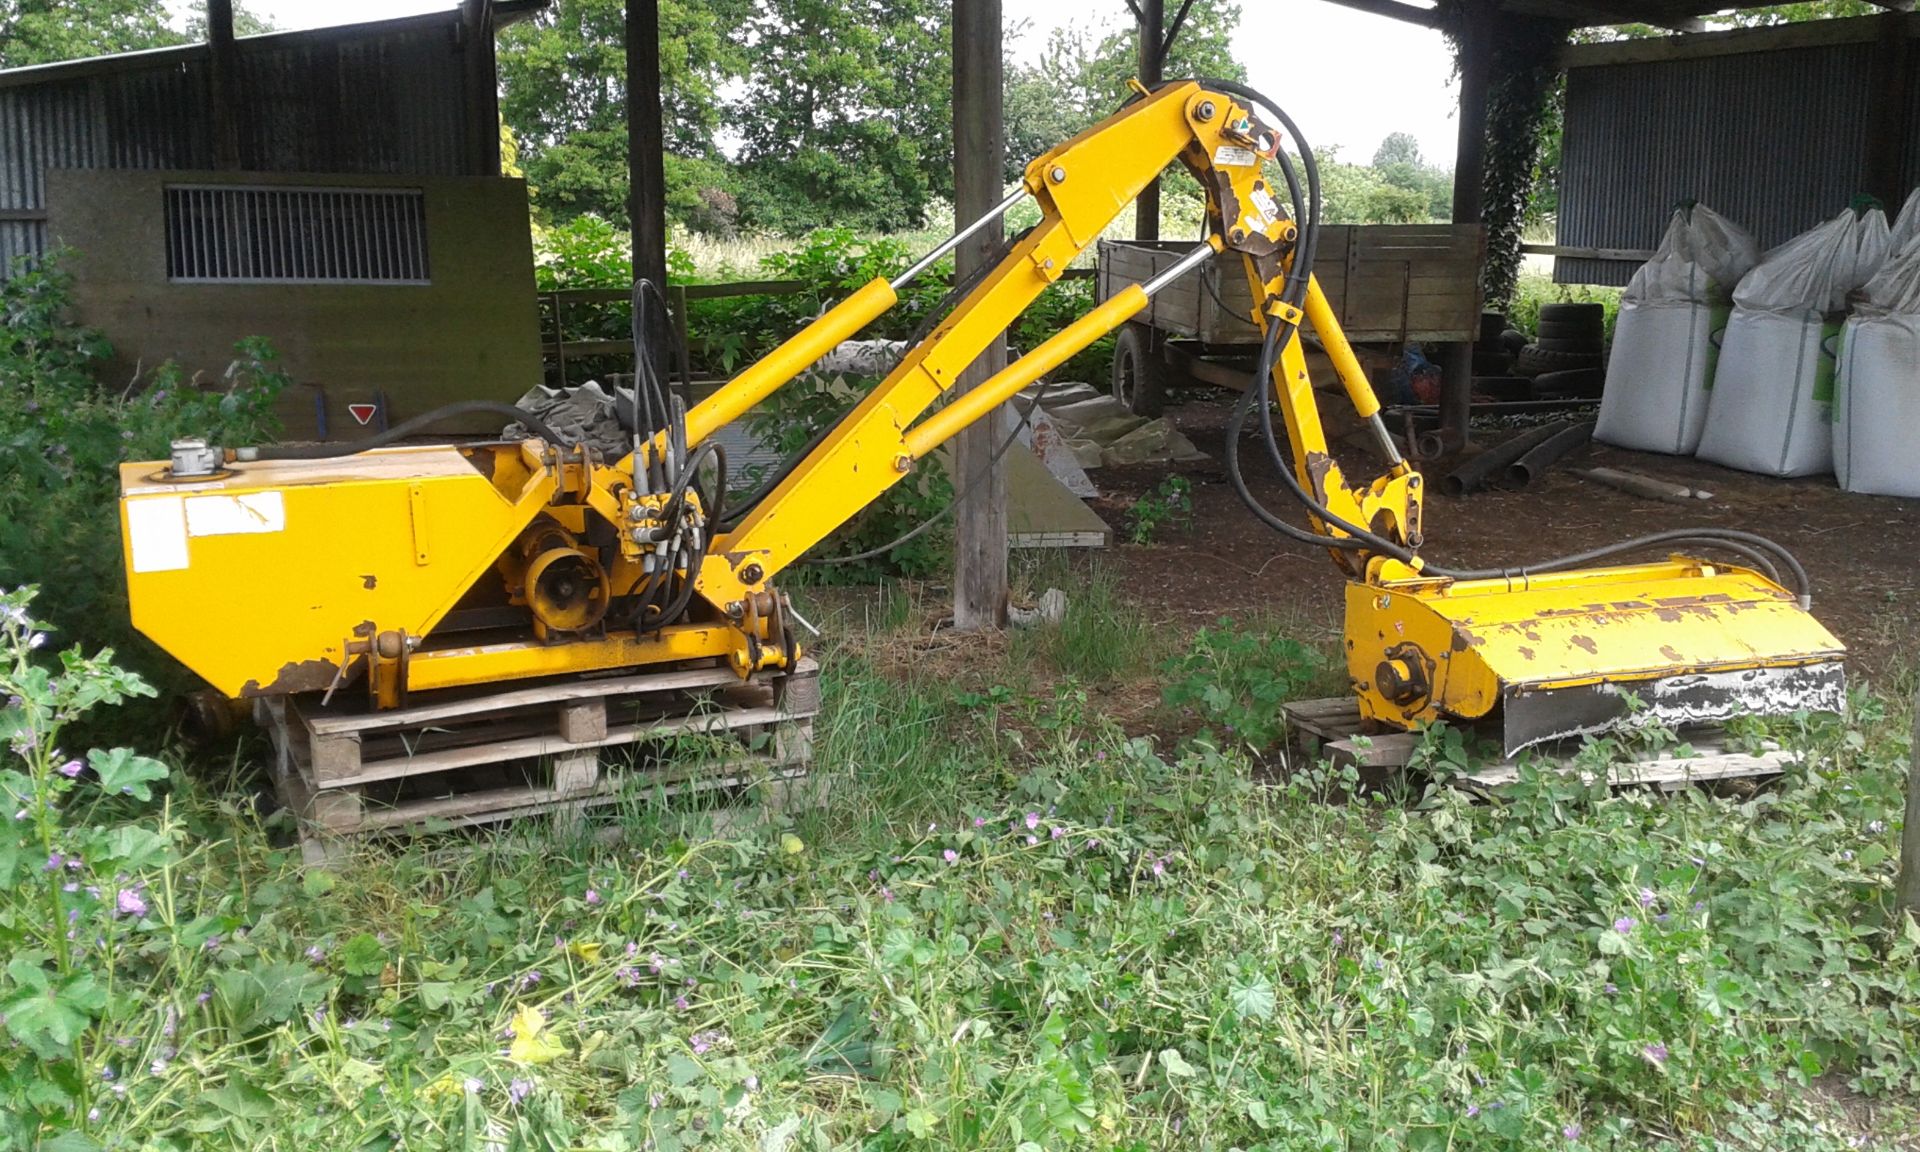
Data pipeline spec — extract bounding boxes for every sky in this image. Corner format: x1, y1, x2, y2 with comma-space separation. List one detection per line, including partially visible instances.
197, 0, 1463, 169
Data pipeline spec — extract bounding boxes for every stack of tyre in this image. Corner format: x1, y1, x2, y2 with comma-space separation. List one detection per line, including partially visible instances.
1512, 303, 1606, 398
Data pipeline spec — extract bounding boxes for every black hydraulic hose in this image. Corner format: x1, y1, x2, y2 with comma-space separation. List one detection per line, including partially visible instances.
250, 400, 573, 460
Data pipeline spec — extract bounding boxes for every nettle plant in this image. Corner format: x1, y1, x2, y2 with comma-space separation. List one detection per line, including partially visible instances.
0, 587, 171, 1139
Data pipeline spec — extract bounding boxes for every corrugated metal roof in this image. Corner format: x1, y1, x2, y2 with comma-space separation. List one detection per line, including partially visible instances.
0, 11, 479, 276
1557, 41, 1879, 285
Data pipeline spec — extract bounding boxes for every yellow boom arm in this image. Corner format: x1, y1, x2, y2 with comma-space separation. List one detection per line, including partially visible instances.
656, 81, 1422, 617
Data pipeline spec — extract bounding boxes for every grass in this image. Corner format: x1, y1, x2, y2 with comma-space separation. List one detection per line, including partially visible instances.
4, 573, 1920, 1150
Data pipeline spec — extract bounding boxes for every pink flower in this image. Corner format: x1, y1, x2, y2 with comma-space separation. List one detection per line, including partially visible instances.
57, 759, 82, 778
585, 889, 602, 906
972, 817, 986, 828
1024, 812, 1040, 830
1642, 1041, 1668, 1066
115, 888, 147, 918
1613, 916, 1635, 934
1050, 826, 1064, 840
942, 849, 957, 863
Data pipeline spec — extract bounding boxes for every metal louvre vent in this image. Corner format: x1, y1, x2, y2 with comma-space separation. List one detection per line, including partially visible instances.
165, 185, 429, 284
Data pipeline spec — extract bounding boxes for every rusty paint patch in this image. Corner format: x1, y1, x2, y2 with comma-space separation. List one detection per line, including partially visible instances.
1569, 635, 1599, 654
239, 658, 339, 698
361, 574, 377, 590
1660, 645, 1684, 663
1652, 593, 1735, 608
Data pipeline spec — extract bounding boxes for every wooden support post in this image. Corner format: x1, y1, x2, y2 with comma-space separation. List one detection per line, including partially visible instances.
951, 0, 1009, 631
626, 0, 672, 382
206, 0, 239, 170
1898, 689, 1920, 922
1442, 0, 1494, 453
461, 0, 503, 176
1863, 12, 1914, 211
1134, 0, 1165, 242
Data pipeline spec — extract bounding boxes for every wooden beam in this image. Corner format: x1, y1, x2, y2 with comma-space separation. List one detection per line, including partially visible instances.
1559, 12, 1904, 67
206, 0, 239, 169
1863, 11, 1918, 211
1442, 0, 1494, 451
1520, 243, 1656, 260
626, 0, 671, 384
460, 0, 502, 176
951, 0, 1009, 632
1312, 0, 1444, 29
1134, 0, 1164, 242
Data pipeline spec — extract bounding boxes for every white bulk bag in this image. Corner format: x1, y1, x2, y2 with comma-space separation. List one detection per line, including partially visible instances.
1889, 188, 1920, 256
1595, 204, 1757, 454
1834, 235, 1920, 496
1697, 206, 1891, 477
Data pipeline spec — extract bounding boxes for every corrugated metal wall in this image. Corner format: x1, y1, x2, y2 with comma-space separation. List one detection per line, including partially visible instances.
0, 17, 476, 274
1557, 42, 1880, 285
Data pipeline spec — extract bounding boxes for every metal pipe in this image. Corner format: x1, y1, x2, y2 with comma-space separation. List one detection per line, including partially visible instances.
890, 187, 1028, 289
1437, 420, 1569, 498
1506, 420, 1595, 488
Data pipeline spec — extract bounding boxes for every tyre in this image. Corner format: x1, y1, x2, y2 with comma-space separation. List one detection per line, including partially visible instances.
1478, 310, 1508, 347
1536, 335, 1605, 355
1499, 328, 1530, 354
1474, 375, 1533, 402
1473, 350, 1512, 377
1531, 367, 1605, 399
1537, 318, 1604, 344
1111, 323, 1168, 417
1513, 344, 1602, 378
1537, 302, 1605, 326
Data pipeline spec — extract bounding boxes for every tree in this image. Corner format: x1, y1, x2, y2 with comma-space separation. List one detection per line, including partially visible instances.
496, 0, 748, 229
1003, 0, 1247, 184
727, 0, 952, 234
0, 0, 183, 68
1371, 131, 1423, 170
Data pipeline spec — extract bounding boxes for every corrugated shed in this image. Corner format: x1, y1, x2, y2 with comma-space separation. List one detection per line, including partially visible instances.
0, 14, 475, 276
1557, 42, 1877, 285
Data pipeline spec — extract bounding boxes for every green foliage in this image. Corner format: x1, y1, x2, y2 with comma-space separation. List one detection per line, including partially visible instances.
498, 0, 748, 229
0, 590, 1917, 1146
1508, 267, 1623, 344
1161, 618, 1334, 755
729, 0, 952, 235
0, 256, 286, 699
1009, 558, 1158, 685
1126, 475, 1193, 545
1003, 0, 1247, 183
0, 0, 183, 68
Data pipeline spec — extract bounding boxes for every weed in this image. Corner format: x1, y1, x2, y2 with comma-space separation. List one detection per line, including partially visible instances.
1009, 556, 1158, 686
1160, 616, 1339, 755
1125, 475, 1194, 544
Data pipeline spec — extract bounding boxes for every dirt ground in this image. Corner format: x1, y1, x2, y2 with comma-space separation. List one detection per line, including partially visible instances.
1084, 391, 1919, 682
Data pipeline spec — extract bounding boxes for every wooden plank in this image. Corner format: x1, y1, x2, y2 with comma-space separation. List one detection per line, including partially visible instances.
1463, 750, 1790, 791
322, 705, 794, 790
0, 208, 47, 222
1558, 13, 1899, 68
347, 757, 809, 834
300, 662, 756, 736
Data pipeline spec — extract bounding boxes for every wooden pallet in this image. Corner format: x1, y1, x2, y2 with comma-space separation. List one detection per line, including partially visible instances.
1280, 696, 1794, 792
258, 658, 822, 857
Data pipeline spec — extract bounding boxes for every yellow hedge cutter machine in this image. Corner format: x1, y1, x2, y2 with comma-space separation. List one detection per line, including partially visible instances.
117, 78, 1844, 755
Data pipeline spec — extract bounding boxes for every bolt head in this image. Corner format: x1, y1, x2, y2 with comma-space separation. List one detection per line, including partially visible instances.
1048, 165, 1067, 183
1197, 100, 1216, 120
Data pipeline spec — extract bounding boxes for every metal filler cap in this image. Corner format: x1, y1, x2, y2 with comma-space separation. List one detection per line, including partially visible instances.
168, 438, 222, 478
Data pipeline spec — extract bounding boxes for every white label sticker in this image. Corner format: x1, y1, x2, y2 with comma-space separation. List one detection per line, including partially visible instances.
126, 496, 189, 574
1212, 144, 1258, 167
184, 491, 286, 537
1251, 187, 1280, 225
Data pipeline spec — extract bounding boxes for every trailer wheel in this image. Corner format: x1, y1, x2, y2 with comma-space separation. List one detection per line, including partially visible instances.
1112, 323, 1167, 416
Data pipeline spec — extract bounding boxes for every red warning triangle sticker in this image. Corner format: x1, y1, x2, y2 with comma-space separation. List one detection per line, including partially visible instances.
347, 402, 378, 426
